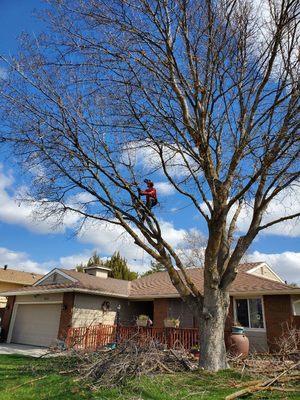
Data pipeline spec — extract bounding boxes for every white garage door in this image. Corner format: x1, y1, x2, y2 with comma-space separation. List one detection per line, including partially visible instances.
11, 304, 61, 347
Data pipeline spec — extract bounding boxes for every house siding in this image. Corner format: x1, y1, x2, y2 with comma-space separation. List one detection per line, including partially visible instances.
72, 294, 145, 327
37, 273, 71, 285
0, 283, 24, 307
15, 293, 63, 303
250, 266, 282, 282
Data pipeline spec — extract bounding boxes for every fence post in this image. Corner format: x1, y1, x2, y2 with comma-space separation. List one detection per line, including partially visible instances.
84, 327, 89, 349
65, 327, 72, 349
115, 304, 121, 344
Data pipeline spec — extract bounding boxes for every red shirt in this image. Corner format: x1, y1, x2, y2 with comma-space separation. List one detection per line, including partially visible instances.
140, 187, 157, 201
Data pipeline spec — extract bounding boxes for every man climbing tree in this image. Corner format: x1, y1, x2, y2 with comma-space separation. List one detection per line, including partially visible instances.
0, 0, 299, 371
138, 179, 158, 221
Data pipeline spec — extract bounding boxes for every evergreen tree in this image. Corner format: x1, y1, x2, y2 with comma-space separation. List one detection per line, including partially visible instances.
87, 251, 103, 267
77, 250, 137, 281
75, 263, 84, 272
106, 252, 138, 281
141, 261, 166, 277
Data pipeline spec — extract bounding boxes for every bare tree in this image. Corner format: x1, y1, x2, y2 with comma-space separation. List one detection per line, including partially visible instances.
0, 0, 299, 371
177, 230, 206, 268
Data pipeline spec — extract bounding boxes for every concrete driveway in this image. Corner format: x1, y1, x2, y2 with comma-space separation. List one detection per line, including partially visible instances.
0, 343, 49, 357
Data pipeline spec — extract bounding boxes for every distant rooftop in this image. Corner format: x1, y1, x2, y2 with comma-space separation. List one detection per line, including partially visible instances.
0, 268, 43, 285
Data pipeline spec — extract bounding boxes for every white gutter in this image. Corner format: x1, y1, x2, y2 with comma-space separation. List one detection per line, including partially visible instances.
1, 287, 299, 299
0, 287, 129, 299
130, 288, 300, 299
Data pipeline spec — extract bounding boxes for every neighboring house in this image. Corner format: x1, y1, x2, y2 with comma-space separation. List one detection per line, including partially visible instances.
1, 262, 299, 351
0, 267, 43, 308
0, 267, 43, 329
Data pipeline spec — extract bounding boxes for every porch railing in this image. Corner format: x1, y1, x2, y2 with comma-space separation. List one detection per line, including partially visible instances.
66, 325, 199, 351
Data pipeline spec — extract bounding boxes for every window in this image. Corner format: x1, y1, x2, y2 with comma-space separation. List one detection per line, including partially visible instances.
235, 298, 264, 329
293, 300, 300, 316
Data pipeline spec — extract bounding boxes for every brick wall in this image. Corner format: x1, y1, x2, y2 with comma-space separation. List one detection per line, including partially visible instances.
58, 292, 74, 340
72, 294, 149, 327
153, 298, 169, 328
0, 296, 15, 341
263, 294, 294, 351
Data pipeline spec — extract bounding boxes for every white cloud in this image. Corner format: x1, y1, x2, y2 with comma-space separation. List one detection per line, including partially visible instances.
233, 1, 298, 79
58, 251, 103, 269
155, 181, 176, 196
77, 217, 186, 270
122, 139, 200, 178
247, 250, 300, 285
0, 247, 52, 275
226, 186, 300, 238
0, 165, 80, 234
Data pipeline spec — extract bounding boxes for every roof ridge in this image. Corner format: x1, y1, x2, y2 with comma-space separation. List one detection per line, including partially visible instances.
60, 268, 131, 285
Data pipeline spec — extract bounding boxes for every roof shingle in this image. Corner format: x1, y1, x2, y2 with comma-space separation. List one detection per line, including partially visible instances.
129, 267, 294, 298
61, 269, 131, 296
0, 268, 43, 285
0, 263, 297, 298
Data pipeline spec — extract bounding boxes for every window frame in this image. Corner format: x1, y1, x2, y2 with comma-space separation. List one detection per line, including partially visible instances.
292, 299, 300, 316
233, 296, 266, 332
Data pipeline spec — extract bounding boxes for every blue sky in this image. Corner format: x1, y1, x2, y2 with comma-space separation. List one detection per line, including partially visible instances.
0, 0, 299, 283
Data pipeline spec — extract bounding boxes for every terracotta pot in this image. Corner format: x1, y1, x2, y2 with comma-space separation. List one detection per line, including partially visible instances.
228, 333, 249, 357
190, 349, 200, 358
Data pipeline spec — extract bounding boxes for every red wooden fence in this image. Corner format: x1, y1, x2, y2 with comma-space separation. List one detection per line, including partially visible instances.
66, 325, 199, 351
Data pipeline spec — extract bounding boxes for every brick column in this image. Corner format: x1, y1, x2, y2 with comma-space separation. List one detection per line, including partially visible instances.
58, 292, 74, 340
264, 294, 293, 351
0, 296, 15, 342
153, 298, 169, 328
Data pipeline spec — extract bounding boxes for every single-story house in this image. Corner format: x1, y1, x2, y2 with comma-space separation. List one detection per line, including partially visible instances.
1, 262, 299, 350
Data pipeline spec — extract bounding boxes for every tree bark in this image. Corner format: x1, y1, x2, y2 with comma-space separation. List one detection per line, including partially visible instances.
199, 288, 230, 371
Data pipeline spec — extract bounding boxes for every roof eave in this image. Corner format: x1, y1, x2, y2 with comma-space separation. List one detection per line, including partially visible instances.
0, 280, 37, 286
231, 289, 300, 296
0, 287, 129, 298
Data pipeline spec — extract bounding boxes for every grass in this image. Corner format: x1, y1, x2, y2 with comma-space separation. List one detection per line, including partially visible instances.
0, 354, 299, 400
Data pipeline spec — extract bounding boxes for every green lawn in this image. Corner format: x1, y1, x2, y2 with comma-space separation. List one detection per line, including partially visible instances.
0, 354, 299, 400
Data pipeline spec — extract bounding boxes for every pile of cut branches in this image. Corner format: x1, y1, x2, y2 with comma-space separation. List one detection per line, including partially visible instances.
69, 338, 197, 388
230, 352, 299, 378
227, 361, 300, 399
229, 323, 300, 379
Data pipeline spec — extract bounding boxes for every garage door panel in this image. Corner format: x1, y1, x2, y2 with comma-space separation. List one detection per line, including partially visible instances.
11, 304, 61, 347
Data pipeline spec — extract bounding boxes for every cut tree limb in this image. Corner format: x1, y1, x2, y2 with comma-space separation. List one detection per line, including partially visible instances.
226, 361, 300, 400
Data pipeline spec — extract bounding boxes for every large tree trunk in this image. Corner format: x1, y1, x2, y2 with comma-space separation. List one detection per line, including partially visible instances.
198, 288, 230, 371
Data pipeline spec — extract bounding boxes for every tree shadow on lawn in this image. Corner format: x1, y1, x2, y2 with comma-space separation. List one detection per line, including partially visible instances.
0, 355, 91, 400
97, 370, 246, 400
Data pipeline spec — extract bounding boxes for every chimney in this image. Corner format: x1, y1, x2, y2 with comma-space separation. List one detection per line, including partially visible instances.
4, 265, 8, 270
83, 264, 110, 279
